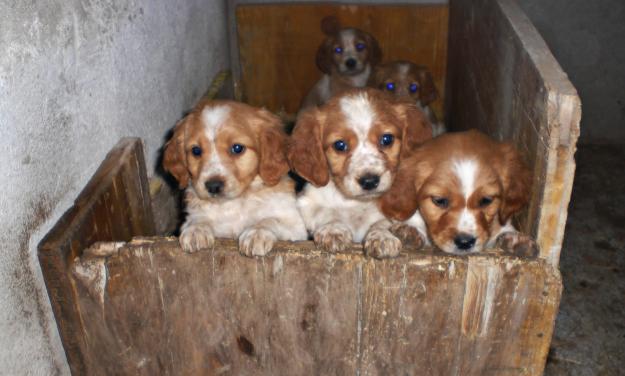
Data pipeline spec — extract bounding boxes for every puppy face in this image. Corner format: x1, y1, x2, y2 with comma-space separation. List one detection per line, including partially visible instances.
380, 130, 531, 254
316, 28, 382, 76
289, 88, 432, 200
371, 61, 438, 106
163, 101, 289, 201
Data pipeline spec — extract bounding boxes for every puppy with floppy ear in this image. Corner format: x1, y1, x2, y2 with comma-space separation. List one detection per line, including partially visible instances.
299, 16, 382, 113
163, 100, 307, 257
380, 129, 538, 257
289, 88, 432, 258
369, 61, 445, 136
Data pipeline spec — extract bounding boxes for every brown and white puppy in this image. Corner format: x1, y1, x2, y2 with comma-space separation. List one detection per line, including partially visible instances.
370, 61, 445, 136
163, 100, 307, 256
380, 130, 538, 257
289, 88, 432, 258
299, 17, 382, 112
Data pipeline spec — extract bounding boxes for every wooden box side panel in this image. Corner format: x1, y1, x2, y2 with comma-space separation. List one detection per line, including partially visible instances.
70, 239, 561, 375
446, 0, 581, 264
234, 3, 448, 117
37, 138, 156, 374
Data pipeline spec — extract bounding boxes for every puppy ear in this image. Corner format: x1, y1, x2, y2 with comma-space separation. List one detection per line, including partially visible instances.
320, 16, 341, 36
417, 68, 438, 106
365, 32, 382, 67
316, 38, 334, 74
163, 118, 190, 188
497, 143, 531, 224
287, 109, 329, 186
393, 101, 433, 156
256, 109, 290, 186
379, 157, 420, 221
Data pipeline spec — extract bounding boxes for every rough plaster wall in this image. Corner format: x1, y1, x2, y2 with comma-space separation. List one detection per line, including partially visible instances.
0, 0, 228, 373
519, 0, 625, 144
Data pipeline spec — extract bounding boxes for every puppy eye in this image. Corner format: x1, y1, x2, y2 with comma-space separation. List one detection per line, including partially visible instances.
478, 196, 494, 207
334, 46, 343, 54
379, 133, 394, 147
333, 140, 348, 152
230, 143, 246, 154
431, 196, 449, 209
409, 83, 419, 93
356, 43, 366, 51
385, 82, 395, 91
191, 146, 202, 157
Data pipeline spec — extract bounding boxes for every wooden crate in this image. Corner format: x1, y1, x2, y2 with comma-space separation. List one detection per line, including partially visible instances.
39, 0, 580, 374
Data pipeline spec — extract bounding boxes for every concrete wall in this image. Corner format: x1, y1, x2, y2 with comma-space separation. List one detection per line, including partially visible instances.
0, 1, 228, 374
519, 0, 625, 144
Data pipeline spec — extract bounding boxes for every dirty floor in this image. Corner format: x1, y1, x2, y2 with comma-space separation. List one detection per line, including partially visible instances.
545, 145, 625, 375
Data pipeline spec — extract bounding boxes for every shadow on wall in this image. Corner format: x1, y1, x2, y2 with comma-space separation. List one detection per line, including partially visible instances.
519, 0, 625, 144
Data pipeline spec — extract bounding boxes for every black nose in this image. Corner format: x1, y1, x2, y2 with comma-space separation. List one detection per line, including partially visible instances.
345, 58, 357, 69
358, 174, 380, 191
454, 233, 477, 251
205, 179, 224, 195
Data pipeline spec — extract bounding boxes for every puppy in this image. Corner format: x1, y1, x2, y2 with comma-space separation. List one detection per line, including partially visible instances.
369, 61, 445, 136
163, 100, 307, 256
380, 130, 538, 257
299, 17, 382, 112
289, 88, 432, 258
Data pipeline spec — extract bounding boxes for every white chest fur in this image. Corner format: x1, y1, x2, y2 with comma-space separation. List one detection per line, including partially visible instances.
296, 181, 386, 242
184, 177, 307, 241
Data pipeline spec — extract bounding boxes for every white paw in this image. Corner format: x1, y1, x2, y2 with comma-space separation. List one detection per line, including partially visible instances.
239, 227, 277, 257
179, 224, 214, 253
313, 224, 353, 253
364, 229, 402, 259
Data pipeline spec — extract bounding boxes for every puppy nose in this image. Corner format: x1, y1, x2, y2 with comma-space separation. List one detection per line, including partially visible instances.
205, 179, 224, 195
454, 233, 477, 251
345, 58, 357, 69
358, 174, 380, 191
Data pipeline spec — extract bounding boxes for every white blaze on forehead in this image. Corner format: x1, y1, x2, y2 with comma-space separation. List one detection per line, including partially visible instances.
453, 159, 479, 235
339, 29, 356, 53
399, 63, 410, 76
340, 93, 375, 140
200, 105, 231, 178
201, 105, 231, 139
453, 159, 478, 201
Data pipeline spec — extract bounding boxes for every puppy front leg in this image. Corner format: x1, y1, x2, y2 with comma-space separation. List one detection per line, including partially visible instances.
490, 221, 539, 258
364, 219, 402, 259
239, 218, 280, 257
179, 219, 215, 253
313, 222, 353, 253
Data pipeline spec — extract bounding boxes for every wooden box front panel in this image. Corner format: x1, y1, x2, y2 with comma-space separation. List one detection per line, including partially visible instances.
235, 4, 448, 117
69, 238, 561, 375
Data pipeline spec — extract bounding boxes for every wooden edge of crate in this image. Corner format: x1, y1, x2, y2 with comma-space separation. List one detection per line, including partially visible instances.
37, 137, 156, 375
70, 236, 562, 375
446, 0, 581, 266
497, 0, 582, 265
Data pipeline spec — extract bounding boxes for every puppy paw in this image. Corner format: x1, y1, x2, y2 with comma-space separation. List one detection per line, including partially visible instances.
390, 223, 425, 250
495, 231, 540, 258
179, 224, 214, 253
313, 224, 353, 253
365, 229, 402, 259
239, 227, 277, 257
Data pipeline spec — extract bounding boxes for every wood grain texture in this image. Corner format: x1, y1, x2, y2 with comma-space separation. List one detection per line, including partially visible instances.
70, 238, 560, 376
38, 138, 156, 375
235, 4, 448, 117
445, 0, 581, 265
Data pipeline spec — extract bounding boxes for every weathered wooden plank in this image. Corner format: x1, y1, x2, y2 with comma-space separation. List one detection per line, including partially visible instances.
446, 0, 581, 265
70, 239, 560, 375
234, 3, 448, 117
38, 138, 156, 375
